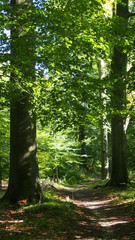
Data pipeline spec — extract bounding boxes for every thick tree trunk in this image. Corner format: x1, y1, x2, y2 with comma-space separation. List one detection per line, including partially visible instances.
111, 115, 128, 185
110, 0, 129, 186
5, 98, 41, 203
2, 0, 42, 203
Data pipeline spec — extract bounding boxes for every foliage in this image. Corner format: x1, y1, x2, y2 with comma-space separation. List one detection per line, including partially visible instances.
1, 107, 135, 185
37, 123, 81, 181
37, 120, 103, 184
0, 0, 135, 188
0, 109, 10, 181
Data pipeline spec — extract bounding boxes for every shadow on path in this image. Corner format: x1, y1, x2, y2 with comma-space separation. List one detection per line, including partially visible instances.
58, 183, 135, 240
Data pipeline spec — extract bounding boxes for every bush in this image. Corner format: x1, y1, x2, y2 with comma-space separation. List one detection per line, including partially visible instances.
64, 169, 83, 185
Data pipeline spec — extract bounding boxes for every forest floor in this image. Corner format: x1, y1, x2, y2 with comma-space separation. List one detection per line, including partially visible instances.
0, 179, 135, 239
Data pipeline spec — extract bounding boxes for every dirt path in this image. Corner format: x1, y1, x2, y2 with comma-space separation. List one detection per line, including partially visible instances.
58, 183, 135, 240
0, 182, 135, 239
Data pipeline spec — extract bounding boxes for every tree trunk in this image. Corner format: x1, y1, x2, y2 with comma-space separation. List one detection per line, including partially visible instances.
101, 123, 109, 179
78, 124, 88, 169
97, 60, 109, 179
5, 98, 41, 203
2, 0, 42, 203
110, 0, 129, 186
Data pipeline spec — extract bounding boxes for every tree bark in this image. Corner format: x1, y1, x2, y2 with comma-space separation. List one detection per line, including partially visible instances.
5, 98, 41, 203
2, 0, 42, 203
110, 0, 129, 186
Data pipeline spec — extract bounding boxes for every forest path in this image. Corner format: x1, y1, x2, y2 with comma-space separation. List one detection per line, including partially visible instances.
57, 180, 135, 240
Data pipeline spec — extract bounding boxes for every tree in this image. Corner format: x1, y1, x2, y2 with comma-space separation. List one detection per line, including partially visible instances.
78, 124, 88, 170
2, 0, 41, 203
97, 59, 109, 179
110, 0, 135, 186
1, 0, 134, 191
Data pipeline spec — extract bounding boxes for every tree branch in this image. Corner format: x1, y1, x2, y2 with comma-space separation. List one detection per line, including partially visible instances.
128, 12, 135, 18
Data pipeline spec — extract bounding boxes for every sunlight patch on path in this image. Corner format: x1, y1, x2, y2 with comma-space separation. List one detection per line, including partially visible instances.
75, 198, 129, 228
74, 197, 130, 239
99, 220, 128, 227
0, 220, 24, 224
77, 199, 113, 209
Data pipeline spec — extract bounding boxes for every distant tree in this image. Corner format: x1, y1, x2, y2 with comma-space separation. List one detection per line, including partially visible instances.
78, 124, 88, 170
97, 59, 109, 179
